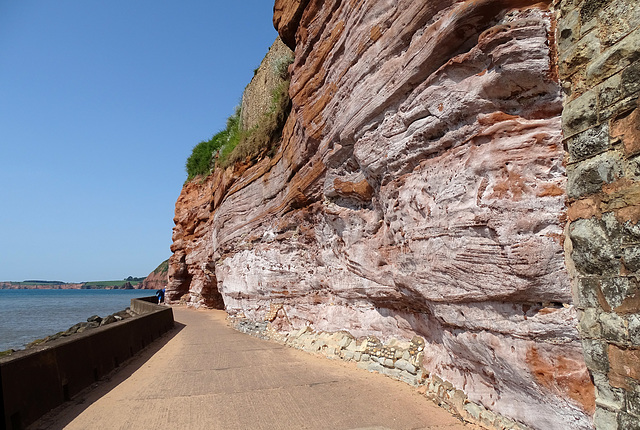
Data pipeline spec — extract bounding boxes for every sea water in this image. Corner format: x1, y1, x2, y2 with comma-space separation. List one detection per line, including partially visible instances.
0, 289, 154, 351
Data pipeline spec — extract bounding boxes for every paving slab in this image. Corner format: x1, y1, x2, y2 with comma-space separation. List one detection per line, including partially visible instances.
30, 307, 477, 430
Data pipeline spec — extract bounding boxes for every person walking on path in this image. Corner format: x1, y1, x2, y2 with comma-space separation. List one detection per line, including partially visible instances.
155, 288, 165, 304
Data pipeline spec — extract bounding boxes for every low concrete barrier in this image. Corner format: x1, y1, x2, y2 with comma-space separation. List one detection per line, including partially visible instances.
0, 297, 174, 430
131, 295, 163, 314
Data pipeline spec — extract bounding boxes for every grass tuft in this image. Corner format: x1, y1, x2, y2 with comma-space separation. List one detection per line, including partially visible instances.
218, 80, 291, 168
153, 259, 170, 275
185, 107, 241, 180
185, 52, 293, 181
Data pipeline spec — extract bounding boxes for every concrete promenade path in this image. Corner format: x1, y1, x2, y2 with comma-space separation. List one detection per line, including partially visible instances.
31, 307, 475, 430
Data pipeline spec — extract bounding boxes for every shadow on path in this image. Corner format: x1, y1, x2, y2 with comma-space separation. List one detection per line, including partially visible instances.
29, 308, 474, 430
27, 321, 186, 430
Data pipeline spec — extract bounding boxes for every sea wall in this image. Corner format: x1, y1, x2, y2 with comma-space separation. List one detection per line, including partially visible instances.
0, 297, 174, 430
557, 0, 640, 428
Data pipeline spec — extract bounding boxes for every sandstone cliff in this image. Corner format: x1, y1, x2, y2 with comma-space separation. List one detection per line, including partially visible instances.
168, 1, 596, 429
141, 259, 169, 290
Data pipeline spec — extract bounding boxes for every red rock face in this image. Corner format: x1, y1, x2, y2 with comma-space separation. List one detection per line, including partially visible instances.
141, 267, 168, 291
169, 1, 594, 428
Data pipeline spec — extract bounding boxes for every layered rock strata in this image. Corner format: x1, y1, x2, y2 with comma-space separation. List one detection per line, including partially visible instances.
169, 1, 596, 428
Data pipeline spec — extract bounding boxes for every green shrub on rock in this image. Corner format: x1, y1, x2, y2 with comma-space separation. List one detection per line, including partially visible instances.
218, 80, 291, 169
184, 41, 293, 181
184, 81, 291, 180
185, 107, 241, 181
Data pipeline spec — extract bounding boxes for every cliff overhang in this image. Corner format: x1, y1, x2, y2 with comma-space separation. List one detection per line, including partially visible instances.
167, 1, 640, 429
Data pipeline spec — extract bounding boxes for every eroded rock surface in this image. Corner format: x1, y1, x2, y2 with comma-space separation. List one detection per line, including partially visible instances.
141, 259, 169, 291
169, 1, 593, 428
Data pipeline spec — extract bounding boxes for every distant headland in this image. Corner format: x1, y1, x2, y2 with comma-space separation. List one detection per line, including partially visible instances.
1, 259, 169, 291
0, 277, 147, 290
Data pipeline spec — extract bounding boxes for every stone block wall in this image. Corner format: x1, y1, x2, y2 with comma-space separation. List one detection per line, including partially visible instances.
233, 316, 531, 430
557, 0, 640, 428
240, 37, 293, 132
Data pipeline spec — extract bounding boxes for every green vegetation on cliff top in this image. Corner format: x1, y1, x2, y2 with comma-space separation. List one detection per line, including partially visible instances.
83, 279, 143, 287
185, 51, 293, 181
152, 259, 170, 274
185, 109, 242, 181
221, 80, 290, 168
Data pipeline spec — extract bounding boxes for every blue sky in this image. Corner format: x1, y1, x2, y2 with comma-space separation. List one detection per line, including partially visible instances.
0, 1, 278, 282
